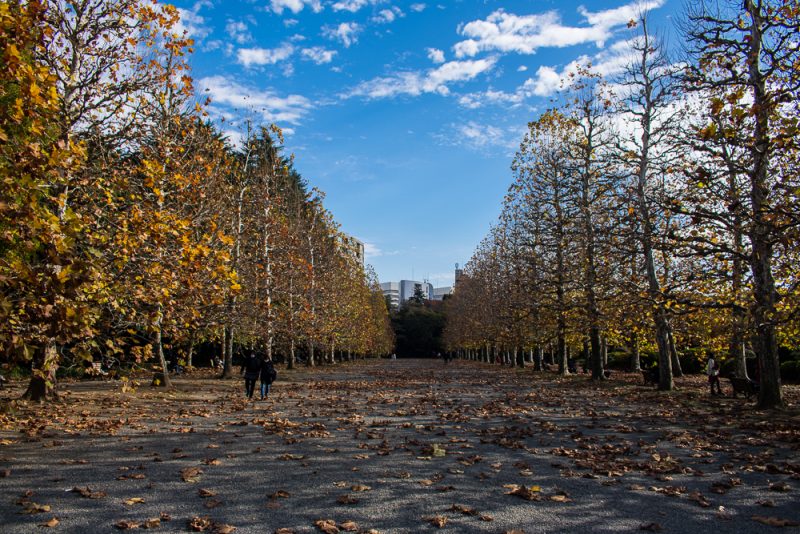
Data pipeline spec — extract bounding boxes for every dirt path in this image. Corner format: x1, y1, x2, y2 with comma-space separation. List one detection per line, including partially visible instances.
0, 359, 798, 533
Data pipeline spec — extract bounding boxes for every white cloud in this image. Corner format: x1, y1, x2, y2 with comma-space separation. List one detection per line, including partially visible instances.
236, 44, 295, 67
323, 22, 362, 47
373, 7, 404, 24
331, 0, 374, 12
453, 0, 665, 58
458, 89, 523, 109
526, 38, 638, 96
517, 65, 528, 72
198, 75, 313, 125
410, 3, 426, 12
345, 57, 497, 99
436, 120, 520, 152
175, 7, 211, 40
301, 46, 337, 64
427, 47, 445, 64
269, 0, 322, 14
226, 20, 252, 45
363, 242, 383, 259
284, 18, 299, 27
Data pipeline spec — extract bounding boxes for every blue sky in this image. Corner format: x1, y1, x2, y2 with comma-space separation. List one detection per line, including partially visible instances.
170, 0, 678, 287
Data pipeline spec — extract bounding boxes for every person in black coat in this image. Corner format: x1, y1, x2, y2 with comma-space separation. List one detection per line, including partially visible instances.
260, 357, 276, 400
240, 351, 261, 399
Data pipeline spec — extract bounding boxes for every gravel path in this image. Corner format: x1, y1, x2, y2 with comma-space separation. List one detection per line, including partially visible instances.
0, 359, 798, 533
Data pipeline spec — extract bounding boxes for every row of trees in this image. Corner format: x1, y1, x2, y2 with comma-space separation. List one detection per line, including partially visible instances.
0, 0, 393, 400
444, 0, 800, 409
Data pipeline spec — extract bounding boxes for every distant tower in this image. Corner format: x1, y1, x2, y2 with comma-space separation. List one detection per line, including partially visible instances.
455, 262, 464, 287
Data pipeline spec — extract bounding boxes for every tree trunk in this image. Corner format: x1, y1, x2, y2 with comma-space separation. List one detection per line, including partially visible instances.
308, 343, 315, 367
744, 0, 782, 409
288, 337, 295, 370
222, 324, 235, 378
154, 322, 172, 388
630, 333, 641, 372
668, 329, 683, 377
535, 346, 544, 371
186, 337, 195, 368
22, 343, 59, 402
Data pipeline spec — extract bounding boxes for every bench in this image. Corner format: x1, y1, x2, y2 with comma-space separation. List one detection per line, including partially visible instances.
641, 368, 658, 386
728, 377, 758, 400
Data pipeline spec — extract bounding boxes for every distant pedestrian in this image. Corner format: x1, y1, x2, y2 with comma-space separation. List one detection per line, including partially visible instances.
260, 357, 277, 400
706, 356, 722, 396
241, 351, 260, 399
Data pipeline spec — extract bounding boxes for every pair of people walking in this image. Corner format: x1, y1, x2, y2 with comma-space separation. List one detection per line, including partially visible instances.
241, 352, 277, 400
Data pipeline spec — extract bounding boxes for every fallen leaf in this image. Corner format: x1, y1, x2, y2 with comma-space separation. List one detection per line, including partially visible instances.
315, 519, 339, 533
769, 482, 791, 492
337, 495, 359, 505
181, 467, 203, 483
339, 520, 358, 532
198, 488, 217, 498
752, 516, 800, 527
40, 517, 59, 527
72, 486, 106, 499
188, 516, 212, 531
114, 520, 140, 530
639, 523, 662, 531
351, 484, 371, 492
123, 497, 145, 505
269, 490, 290, 500
428, 516, 447, 528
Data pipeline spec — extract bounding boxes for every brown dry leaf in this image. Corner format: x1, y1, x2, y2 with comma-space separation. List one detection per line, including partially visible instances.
274, 529, 296, 534
756, 499, 776, 507
549, 493, 571, 503
40, 517, 59, 528
451, 504, 478, 516
202, 458, 221, 466
428, 516, 448, 528
198, 488, 217, 498
479, 514, 494, 522
123, 497, 145, 505
270, 490, 290, 500
143, 518, 161, 529
339, 520, 359, 532
688, 491, 711, 508
769, 482, 791, 492
504, 484, 542, 501
22, 502, 51, 514
213, 524, 236, 534
314, 519, 339, 533
114, 520, 141, 530
188, 516, 213, 531
279, 454, 305, 461
351, 484, 371, 492
337, 495, 359, 505
752, 516, 800, 527
639, 523, 663, 531
160, 512, 172, 521
181, 467, 204, 483
72, 486, 106, 499
505, 531, 525, 534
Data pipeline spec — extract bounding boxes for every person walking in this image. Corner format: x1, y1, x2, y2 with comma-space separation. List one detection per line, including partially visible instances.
240, 351, 261, 400
706, 355, 722, 396
260, 357, 276, 400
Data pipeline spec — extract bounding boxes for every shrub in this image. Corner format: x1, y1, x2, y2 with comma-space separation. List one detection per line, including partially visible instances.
606, 351, 630, 370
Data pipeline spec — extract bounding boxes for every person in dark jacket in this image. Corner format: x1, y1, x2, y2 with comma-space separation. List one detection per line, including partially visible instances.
260, 357, 276, 400
240, 351, 260, 399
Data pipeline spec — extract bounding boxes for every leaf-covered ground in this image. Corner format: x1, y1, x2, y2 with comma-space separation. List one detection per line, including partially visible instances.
0, 359, 799, 533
